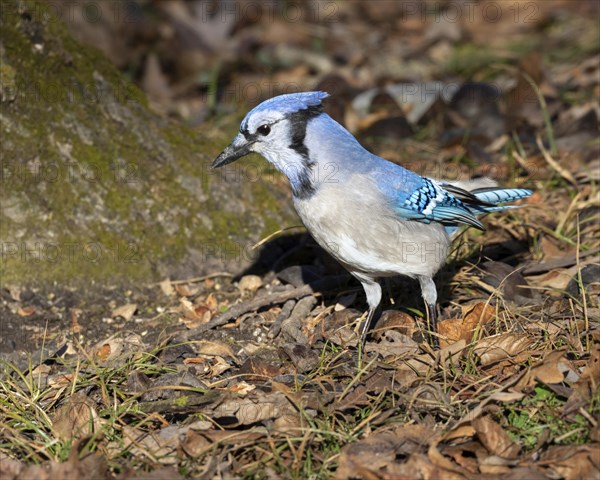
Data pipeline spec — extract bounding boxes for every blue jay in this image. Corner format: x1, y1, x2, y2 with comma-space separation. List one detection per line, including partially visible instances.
212, 92, 531, 347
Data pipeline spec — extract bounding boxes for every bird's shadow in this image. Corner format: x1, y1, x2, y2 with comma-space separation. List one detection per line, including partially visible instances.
238, 232, 531, 319
240, 233, 527, 315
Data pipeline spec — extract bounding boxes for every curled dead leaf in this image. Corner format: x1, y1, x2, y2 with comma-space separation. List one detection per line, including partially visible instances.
111, 303, 137, 321
473, 415, 520, 459
195, 340, 236, 360
17, 306, 36, 316
159, 278, 175, 296
91, 333, 146, 364
440, 302, 495, 346
473, 334, 533, 366
515, 350, 569, 390
52, 392, 101, 441
238, 275, 262, 293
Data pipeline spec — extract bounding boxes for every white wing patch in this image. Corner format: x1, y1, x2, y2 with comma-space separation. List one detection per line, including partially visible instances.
421, 182, 446, 216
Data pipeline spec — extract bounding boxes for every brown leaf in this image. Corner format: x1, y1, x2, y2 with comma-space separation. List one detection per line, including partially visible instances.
159, 278, 175, 296
195, 340, 236, 360
95, 343, 112, 361
181, 429, 211, 458
453, 392, 525, 428
92, 333, 146, 364
122, 425, 178, 464
199, 356, 231, 377
52, 392, 101, 441
226, 381, 256, 395
474, 334, 533, 366
473, 416, 520, 459
371, 310, 418, 339
178, 297, 212, 328
364, 330, 419, 357
462, 302, 495, 330
335, 426, 459, 480
7, 285, 22, 301
111, 303, 137, 321
238, 274, 262, 293
205, 293, 219, 311
281, 343, 320, 373
199, 429, 266, 445
440, 302, 495, 346
238, 357, 282, 382
443, 424, 476, 441
175, 283, 198, 297
3, 454, 109, 480
213, 391, 290, 426
515, 350, 568, 390
17, 306, 36, 316
538, 444, 600, 480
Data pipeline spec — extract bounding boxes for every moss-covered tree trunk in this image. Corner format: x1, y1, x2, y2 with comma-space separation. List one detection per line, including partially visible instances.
0, 0, 296, 286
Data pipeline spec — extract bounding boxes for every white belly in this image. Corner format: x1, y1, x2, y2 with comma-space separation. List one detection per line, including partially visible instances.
293, 181, 450, 279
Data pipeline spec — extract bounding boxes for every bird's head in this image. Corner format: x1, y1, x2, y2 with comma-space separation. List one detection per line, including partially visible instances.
212, 91, 330, 197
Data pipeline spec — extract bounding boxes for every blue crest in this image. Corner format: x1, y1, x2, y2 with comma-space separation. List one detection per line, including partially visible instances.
241, 91, 329, 131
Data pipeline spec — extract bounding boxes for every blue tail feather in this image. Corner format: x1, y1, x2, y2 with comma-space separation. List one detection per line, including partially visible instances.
471, 188, 533, 205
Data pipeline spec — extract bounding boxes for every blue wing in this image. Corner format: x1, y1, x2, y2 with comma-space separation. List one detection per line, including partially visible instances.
366, 158, 532, 230
378, 174, 531, 230
396, 179, 488, 229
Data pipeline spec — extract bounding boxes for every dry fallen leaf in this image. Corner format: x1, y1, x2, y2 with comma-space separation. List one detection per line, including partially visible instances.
17, 306, 36, 316
213, 391, 290, 426
91, 333, 146, 364
473, 415, 520, 459
515, 350, 568, 390
175, 283, 199, 297
238, 275, 262, 293
111, 303, 137, 321
440, 302, 495, 346
205, 356, 231, 377
227, 381, 256, 395
473, 334, 533, 366
365, 330, 419, 357
52, 392, 101, 441
178, 297, 212, 328
159, 278, 175, 296
538, 444, 600, 480
195, 340, 237, 360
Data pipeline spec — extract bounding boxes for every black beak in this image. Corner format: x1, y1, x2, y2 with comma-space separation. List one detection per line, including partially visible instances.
212, 134, 253, 169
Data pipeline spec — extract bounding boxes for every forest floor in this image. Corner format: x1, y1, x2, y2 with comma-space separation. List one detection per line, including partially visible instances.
1, 1, 599, 478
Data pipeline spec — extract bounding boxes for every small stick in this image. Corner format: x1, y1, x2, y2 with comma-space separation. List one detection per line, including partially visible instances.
173, 275, 349, 342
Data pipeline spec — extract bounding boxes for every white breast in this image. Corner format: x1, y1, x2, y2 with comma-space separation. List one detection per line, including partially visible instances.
293, 175, 450, 279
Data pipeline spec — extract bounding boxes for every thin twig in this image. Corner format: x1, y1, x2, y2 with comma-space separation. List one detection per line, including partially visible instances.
172, 275, 350, 342
154, 272, 233, 286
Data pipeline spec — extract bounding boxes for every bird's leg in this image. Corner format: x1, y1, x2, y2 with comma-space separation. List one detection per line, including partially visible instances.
357, 304, 381, 367
425, 302, 439, 349
359, 303, 382, 347
418, 275, 439, 349
352, 273, 382, 358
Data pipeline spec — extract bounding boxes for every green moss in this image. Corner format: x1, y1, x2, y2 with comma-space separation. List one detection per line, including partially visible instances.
0, 0, 296, 287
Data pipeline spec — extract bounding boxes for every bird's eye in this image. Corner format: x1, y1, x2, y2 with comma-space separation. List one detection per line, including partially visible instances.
257, 124, 271, 136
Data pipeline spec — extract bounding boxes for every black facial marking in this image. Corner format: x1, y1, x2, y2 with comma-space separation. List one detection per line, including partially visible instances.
287, 104, 323, 199
294, 170, 316, 200
288, 104, 324, 160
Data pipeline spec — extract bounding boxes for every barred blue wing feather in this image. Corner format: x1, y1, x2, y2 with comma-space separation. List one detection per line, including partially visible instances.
471, 187, 533, 204
394, 178, 485, 229
393, 180, 532, 230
